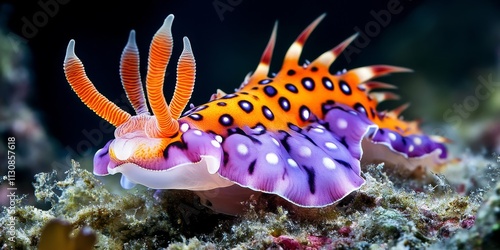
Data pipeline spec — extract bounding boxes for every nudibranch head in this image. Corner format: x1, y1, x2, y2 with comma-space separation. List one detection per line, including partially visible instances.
64, 15, 232, 191
92, 115, 231, 190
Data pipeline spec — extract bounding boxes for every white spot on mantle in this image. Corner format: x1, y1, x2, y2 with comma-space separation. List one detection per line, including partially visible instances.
211, 140, 220, 148
388, 132, 397, 141
413, 137, 422, 145
299, 146, 312, 157
237, 144, 248, 155
325, 142, 338, 150
215, 135, 223, 143
323, 157, 336, 169
287, 158, 298, 167
180, 123, 189, 132
271, 138, 280, 147
266, 153, 279, 165
337, 118, 348, 129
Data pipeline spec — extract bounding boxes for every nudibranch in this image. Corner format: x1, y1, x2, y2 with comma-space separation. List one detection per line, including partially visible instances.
63, 14, 448, 215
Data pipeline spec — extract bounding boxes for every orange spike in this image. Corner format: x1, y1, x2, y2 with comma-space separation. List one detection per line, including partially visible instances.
237, 72, 253, 90
282, 13, 326, 69
431, 135, 452, 144
64, 40, 131, 127
209, 89, 227, 101
145, 14, 178, 137
395, 120, 421, 135
120, 30, 148, 115
311, 33, 358, 68
170, 37, 196, 120
358, 81, 397, 92
404, 120, 423, 135
346, 65, 412, 83
369, 91, 400, 103
389, 103, 410, 117
252, 21, 278, 79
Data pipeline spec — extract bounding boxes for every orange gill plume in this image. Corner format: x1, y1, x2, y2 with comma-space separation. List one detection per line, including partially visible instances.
63, 14, 196, 138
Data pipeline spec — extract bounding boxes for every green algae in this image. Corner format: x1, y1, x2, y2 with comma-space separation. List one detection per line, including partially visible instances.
1, 161, 177, 249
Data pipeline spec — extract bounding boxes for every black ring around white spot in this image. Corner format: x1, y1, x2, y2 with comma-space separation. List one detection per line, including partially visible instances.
339, 80, 352, 95
238, 100, 254, 113
299, 105, 311, 121
262, 106, 274, 121
278, 97, 291, 111
219, 114, 234, 126
301, 77, 315, 91
285, 83, 298, 93
263, 86, 277, 97
189, 113, 203, 121
322, 77, 334, 90
259, 79, 272, 85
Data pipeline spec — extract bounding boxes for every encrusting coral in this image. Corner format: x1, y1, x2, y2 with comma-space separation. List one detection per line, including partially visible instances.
440, 180, 500, 249
1, 161, 178, 249
1, 159, 493, 249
